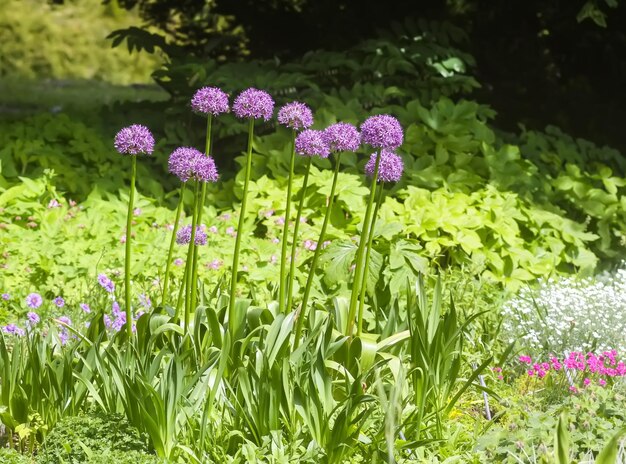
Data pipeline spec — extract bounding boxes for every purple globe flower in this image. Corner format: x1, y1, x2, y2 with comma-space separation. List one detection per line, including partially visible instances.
364, 150, 404, 183
1, 293, 9, 301
169, 147, 203, 182
193, 155, 219, 183
323, 123, 361, 152
114, 124, 155, 155
27, 312, 40, 325
277, 102, 314, 131
169, 148, 219, 183
295, 130, 330, 158
54, 297, 65, 308
191, 86, 230, 116
360, 115, 403, 149
176, 225, 208, 246
233, 88, 274, 121
26, 293, 43, 309
98, 274, 115, 293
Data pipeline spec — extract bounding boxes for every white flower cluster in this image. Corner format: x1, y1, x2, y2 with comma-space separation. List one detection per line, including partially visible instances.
502, 267, 626, 354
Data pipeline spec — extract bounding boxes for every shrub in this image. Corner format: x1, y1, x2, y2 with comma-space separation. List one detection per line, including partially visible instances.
0, 448, 34, 464
36, 413, 150, 464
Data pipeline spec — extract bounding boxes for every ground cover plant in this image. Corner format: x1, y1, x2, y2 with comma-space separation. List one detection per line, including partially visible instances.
1, 10, 626, 463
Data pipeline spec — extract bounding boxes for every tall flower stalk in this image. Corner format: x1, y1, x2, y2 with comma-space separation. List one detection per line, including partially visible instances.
356, 149, 404, 335
294, 123, 359, 347
189, 86, 229, 312
228, 88, 274, 335
277, 102, 313, 313
161, 182, 186, 307
167, 146, 218, 325
347, 115, 403, 336
114, 124, 155, 337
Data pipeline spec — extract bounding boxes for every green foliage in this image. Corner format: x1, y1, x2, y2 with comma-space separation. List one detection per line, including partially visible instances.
0, 0, 160, 83
84, 450, 165, 464
0, 448, 34, 464
37, 413, 150, 464
476, 386, 626, 462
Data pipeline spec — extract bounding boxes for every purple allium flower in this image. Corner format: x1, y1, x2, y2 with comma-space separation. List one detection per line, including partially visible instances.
26, 293, 43, 309
1, 293, 9, 301
168, 147, 219, 183
176, 225, 208, 246
168, 147, 202, 183
295, 130, 331, 158
3, 324, 24, 336
80, 303, 91, 313
57, 316, 71, 326
54, 297, 65, 308
277, 102, 314, 131
364, 150, 404, 183
114, 124, 155, 155
98, 274, 115, 293
233, 88, 274, 121
191, 86, 230, 116
27, 312, 40, 325
360, 114, 403, 149
193, 155, 219, 183
323, 123, 361, 152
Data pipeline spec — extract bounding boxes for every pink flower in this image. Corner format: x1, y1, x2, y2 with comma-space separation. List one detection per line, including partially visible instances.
519, 355, 532, 364
583, 378, 591, 386
599, 378, 607, 386
527, 370, 534, 376
209, 226, 218, 234
48, 199, 61, 208
569, 386, 578, 393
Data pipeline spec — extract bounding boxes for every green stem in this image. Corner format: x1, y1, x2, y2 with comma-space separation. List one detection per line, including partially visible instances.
294, 152, 342, 348
347, 150, 381, 336
228, 119, 254, 335
161, 183, 186, 307
279, 131, 297, 313
286, 156, 312, 313
356, 182, 385, 336
175, 254, 190, 317
190, 115, 213, 312
124, 156, 137, 338
184, 181, 201, 332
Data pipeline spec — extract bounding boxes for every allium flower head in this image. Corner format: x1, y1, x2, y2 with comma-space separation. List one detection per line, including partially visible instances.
176, 225, 208, 246
233, 88, 274, 121
323, 123, 361, 152
360, 114, 403, 149
295, 130, 330, 158
26, 293, 43, 309
191, 86, 229, 116
365, 150, 404, 183
278, 102, 313, 131
114, 124, 155, 155
168, 147, 218, 183
98, 274, 115, 293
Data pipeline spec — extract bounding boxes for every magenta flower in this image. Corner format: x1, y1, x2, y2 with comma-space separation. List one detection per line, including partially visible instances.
26, 293, 43, 309
98, 274, 115, 293
176, 225, 208, 246
54, 297, 65, 308
114, 124, 155, 155
360, 114, 403, 149
322, 123, 361, 152
295, 130, 331, 158
191, 86, 229, 116
278, 102, 314, 131
365, 150, 404, 183
27, 312, 40, 325
233, 88, 274, 120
